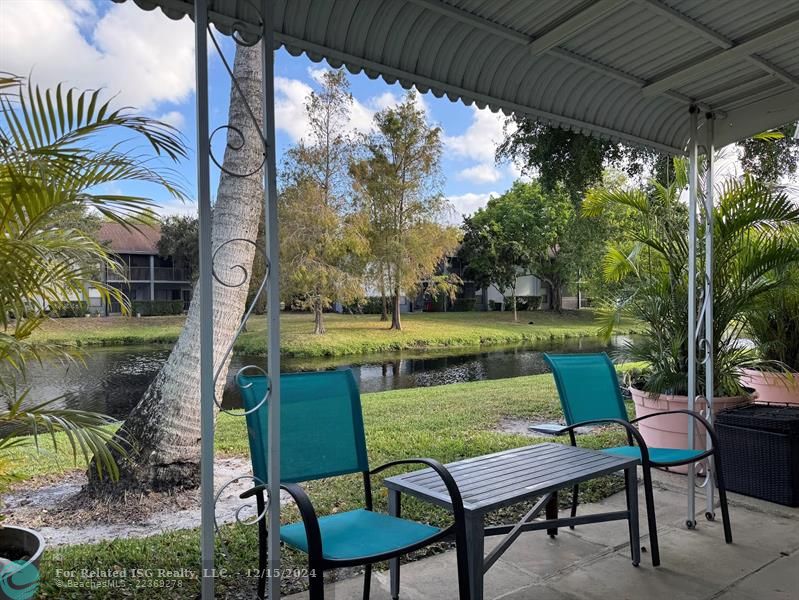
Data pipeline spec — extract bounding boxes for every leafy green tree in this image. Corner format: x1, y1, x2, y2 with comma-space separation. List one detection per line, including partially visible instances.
280, 70, 368, 334
0, 74, 187, 480
461, 180, 617, 314
497, 120, 662, 198
460, 181, 560, 320
157, 215, 199, 280
738, 124, 799, 182
351, 91, 457, 330
280, 177, 369, 333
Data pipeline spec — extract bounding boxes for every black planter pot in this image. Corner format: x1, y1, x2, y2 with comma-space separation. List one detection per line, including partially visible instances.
0, 526, 44, 600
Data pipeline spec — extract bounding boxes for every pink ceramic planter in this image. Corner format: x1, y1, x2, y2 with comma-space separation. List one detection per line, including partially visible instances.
629, 386, 751, 473
740, 368, 799, 406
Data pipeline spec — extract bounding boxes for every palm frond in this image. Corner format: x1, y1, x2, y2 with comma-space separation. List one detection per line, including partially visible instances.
583, 186, 649, 217
594, 152, 799, 396
0, 394, 126, 480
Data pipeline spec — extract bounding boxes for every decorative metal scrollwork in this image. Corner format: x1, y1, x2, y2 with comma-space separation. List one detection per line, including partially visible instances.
207, 0, 275, 557
694, 459, 711, 488
214, 475, 268, 555
207, 0, 267, 179
209, 124, 266, 178
212, 238, 262, 288
697, 337, 711, 365
228, 0, 264, 48
211, 238, 270, 416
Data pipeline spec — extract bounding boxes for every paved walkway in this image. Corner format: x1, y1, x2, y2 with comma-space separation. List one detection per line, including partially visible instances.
285, 470, 798, 599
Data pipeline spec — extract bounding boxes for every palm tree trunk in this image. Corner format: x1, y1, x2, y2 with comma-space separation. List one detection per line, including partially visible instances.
90, 45, 265, 491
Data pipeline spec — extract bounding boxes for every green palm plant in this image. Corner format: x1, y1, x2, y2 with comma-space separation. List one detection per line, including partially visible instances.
0, 74, 187, 482
744, 262, 799, 372
584, 160, 799, 397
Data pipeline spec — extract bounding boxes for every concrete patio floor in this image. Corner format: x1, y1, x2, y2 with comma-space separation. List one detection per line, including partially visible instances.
285, 470, 799, 600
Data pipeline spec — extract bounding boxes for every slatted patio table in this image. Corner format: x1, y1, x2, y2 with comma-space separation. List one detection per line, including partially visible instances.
384, 442, 640, 600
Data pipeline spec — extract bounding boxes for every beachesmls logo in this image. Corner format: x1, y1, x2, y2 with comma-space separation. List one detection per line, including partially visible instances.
0, 560, 39, 600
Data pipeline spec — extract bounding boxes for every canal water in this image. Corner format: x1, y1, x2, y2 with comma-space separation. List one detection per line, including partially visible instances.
18, 336, 632, 419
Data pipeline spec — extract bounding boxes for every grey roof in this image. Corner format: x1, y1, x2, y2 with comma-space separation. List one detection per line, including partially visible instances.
115, 0, 799, 153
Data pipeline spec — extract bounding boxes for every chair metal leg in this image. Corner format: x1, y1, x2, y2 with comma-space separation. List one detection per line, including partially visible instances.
308, 564, 325, 600
625, 467, 641, 567
641, 465, 660, 567
388, 490, 401, 599
569, 484, 579, 529
362, 564, 372, 600
713, 449, 733, 543
256, 494, 268, 600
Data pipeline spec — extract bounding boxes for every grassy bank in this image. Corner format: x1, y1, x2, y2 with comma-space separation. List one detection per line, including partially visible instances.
32, 310, 641, 358
17, 373, 631, 598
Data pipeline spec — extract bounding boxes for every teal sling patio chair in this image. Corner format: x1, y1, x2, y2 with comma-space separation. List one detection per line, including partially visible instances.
543, 353, 732, 567
236, 369, 470, 600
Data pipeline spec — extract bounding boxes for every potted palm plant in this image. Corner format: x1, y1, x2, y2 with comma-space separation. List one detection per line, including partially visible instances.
741, 264, 799, 405
585, 160, 799, 454
0, 74, 186, 594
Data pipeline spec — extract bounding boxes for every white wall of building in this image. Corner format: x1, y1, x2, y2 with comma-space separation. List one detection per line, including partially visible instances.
482, 274, 548, 307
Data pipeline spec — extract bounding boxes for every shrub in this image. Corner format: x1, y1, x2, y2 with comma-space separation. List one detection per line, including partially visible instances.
452, 298, 477, 312
345, 297, 391, 315
506, 296, 543, 311
50, 301, 89, 318
132, 299, 184, 316
525, 295, 542, 310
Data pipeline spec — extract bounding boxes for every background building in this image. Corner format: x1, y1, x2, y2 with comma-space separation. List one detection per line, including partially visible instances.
99, 223, 193, 315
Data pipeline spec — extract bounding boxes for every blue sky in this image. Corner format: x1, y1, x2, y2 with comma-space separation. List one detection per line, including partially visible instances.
1, 0, 521, 222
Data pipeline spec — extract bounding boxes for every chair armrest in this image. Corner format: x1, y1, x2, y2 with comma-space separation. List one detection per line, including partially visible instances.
528, 423, 569, 436
239, 482, 324, 561
561, 418, 651, 465
370, 458, 467, 520
630, 408, 720, 446
240, 484, 266, 500
280, 482, 323, 560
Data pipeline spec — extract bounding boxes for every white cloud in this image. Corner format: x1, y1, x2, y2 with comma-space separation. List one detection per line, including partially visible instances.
371, 91, 401, 111
275, 73, 379, 143
444, 106, 515, 186
274, 76, 315, 142
446, 191, 498, 222
306, 66, 327, 85
158, 110, 186, 129
445, 106, 509, 163
458, 163, 503, 184
0, 0, 195, 112
369, 89, 429, 116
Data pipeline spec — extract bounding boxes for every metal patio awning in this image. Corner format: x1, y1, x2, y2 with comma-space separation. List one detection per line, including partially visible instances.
110, 2, 799, 599
117, 0, 799, 152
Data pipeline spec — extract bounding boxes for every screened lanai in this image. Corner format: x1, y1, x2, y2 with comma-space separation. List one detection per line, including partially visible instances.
114, 1, 799, 598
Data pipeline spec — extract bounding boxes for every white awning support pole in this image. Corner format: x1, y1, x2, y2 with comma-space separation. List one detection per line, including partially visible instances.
704, 114, 716, 518
261, 1, 282, 597
194, 0, 215, 597
686, 106, 700, 527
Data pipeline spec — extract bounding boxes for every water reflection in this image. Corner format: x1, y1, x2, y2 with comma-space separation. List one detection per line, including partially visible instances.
17, 336, 631, 419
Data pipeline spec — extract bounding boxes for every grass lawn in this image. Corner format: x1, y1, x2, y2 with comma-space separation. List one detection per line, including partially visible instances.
19, 373, 631, 598
32, 310, 641, 358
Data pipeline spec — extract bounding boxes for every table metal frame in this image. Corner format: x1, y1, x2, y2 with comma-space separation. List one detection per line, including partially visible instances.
385, 443, 640, 600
